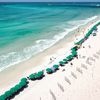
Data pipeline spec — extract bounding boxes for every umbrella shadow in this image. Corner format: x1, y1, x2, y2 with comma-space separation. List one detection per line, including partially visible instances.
71, 71, 77, 79
40, 97, 42, 100
76, 67, 83, 74
93, 54, 99, 59
86, 57, 95, 65
64, 76, 71, 85
96, 50, 100, 55
81, 63, 88, 70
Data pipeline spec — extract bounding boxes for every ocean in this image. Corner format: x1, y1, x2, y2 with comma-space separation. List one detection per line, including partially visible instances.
0, 2, 100, 72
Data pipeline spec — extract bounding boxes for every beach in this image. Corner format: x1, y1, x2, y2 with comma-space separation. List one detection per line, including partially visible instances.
15, 20, 100, 100
0, 16, 100, 100
1, 2, 100, 100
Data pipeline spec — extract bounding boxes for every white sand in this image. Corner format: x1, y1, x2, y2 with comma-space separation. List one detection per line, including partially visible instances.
0, 20, 100, 100
12, 22, 100, 100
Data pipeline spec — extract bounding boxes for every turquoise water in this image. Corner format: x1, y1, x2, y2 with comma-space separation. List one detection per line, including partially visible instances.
0, 2, 100, 71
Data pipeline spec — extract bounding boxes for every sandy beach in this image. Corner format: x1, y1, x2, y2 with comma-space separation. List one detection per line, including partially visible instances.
16, 21, 100, 100
0, 18, 100, 100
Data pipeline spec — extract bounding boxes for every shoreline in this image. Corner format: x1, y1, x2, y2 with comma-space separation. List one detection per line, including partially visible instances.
0, 16, 98, 73
0, 17, 99, 94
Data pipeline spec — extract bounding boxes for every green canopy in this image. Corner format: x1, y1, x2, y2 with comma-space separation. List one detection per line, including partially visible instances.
20, 78, 28, 87
71, 46, 78, 51
87, 29, 93, 35
85, 27, 95, 39
36, 71, 44, 78
53, 65, 59, 69
75, 38, 84, 45
72, 51, 77, 57
66, 55, 73, 61
63, 59, 68, 63
21, 78, 27, 83
29, 74, 36, 80
96, 22, 100, 26
34, 74, 40, 79
71, 49, 77, 52
46, 68, 53, 74
92, 26, 97, 30
10, 87, 16, 95
0, 78, 28, 100
85, 33, 90, 38
59, 61, 65, 66
4, 91, 11, 99
37, 71, 44, 76
63, 59, 67, 62
14, 84, 21, 91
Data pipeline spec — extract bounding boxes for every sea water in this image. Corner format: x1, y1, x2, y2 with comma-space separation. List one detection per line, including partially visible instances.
0, 2, 100, 72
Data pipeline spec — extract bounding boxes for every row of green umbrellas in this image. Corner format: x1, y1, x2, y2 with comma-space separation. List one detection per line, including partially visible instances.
75, 22, 100, 46
75, 38, 85, 45
0, 78, 28, 100
95, 22, 100, 26
58, 46, 78, 67
0, 22, 100, 100
41, 46, 78, 75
